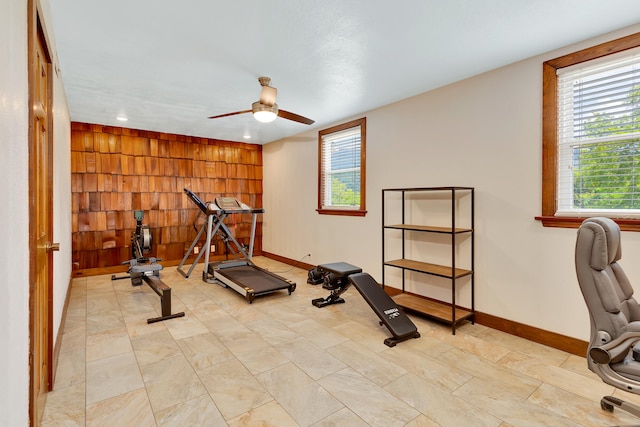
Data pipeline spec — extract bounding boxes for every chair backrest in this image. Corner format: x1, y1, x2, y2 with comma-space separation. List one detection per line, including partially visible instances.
576, 217, 640, 360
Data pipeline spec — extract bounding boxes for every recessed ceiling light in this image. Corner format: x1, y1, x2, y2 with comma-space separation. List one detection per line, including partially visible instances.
116, 116, 128, 122
243, 135, 251, 139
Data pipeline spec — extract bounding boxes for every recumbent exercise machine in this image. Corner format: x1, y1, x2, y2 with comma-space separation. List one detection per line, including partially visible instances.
112, 210, 185, 323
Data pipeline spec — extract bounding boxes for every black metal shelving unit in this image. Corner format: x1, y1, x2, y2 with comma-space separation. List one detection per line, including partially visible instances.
382, 187, 475, 334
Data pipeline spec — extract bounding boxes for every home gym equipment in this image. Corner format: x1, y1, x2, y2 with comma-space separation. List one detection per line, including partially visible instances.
178, 188, 296, 302
109, 210, 151, 272
307, 267, 324, 285
123, 258, 185, 323
311, 262, 363, 307
112, 210, 185, 323
311, 262, 420, 347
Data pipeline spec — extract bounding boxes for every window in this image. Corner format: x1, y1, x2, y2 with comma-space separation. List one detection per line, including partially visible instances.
317, 117, 366, 216
557, 50, 640, 216
539, 32, 640, 230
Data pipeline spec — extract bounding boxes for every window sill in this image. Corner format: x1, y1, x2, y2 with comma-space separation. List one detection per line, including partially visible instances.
317, 208, 367, 217
535, 216, 640, 231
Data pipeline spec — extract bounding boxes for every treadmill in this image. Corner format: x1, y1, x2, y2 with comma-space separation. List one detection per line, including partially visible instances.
177, 188, 296, 302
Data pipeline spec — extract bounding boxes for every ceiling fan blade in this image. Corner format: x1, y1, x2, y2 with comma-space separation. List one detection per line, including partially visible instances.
259, 86, 277, 106
208, 110, 252, 119
278, 109, 315, 125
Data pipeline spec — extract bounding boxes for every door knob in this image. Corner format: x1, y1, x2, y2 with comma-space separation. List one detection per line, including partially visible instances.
46, 242, 60, 252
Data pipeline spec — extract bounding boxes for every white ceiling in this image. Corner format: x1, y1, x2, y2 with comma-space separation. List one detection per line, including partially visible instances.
49, 1, 640, 144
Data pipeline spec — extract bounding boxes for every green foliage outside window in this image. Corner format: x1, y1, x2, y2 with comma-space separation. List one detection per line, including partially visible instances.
331, 177, 360, 206
573, 87, 640, 209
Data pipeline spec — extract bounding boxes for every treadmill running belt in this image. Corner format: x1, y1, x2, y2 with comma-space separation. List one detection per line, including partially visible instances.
216, 265, 293, 295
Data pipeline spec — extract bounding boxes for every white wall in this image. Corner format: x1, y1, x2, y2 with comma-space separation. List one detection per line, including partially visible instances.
0, 0, 71, 424
51, 43, 72, 347
263, 23, 640, 342
0, 0, 31, 424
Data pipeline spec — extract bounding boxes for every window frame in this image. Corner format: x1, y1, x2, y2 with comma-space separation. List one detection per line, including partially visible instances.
538, 32, 640, 231
317, 117, 367, 216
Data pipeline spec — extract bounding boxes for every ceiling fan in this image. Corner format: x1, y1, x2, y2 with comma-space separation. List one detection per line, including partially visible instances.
208, 77, 315, 125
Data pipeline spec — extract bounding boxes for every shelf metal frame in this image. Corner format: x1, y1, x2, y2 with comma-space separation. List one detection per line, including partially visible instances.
382, 186, 475, 334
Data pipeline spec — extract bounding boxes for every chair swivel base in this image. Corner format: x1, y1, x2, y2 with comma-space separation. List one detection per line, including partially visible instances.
601, 395, 640, 418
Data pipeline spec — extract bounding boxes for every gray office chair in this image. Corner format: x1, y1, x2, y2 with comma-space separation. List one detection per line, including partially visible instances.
576, 217, 640, 418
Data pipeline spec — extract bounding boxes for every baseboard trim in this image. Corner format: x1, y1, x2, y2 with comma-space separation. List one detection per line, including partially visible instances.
51, 274, 73, 388
474, 311, 587, 356
261, 251, 315, 272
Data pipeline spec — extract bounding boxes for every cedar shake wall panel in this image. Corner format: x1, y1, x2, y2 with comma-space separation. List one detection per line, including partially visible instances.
134, 156, 146, 175
108, 134, 120, 153
85, 153, 96, 173
121, 136, 135, 155
150, 192, 160, 210
101, 154, 111, 172
72, 152, 86, 173
106, 211, 117, 230
96, 212, 107, 231
97, 133, 109, 153
150, 139, 158, 157
139, 176, 149, 192
70, 122, 264, 270
83, 133, 94, 152
111, 154, 122, 174
71, 131, 85, 151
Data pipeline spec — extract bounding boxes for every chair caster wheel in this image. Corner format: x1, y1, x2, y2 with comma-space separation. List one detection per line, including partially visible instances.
601, 399, 614, 412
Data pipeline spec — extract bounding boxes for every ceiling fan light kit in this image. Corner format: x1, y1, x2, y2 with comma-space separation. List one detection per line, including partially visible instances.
208, 76, 314, 125
252, 101, 278, 123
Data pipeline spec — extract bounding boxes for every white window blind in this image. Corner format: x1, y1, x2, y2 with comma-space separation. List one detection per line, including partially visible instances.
557, 49, 640, 217
320, 125, 362, 209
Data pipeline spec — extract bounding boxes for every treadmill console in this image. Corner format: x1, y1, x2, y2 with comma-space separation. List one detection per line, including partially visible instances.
215, 197, 242, 211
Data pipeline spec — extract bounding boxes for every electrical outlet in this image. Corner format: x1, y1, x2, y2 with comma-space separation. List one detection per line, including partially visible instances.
193, 246, 199, 254
210, 245, 216, 252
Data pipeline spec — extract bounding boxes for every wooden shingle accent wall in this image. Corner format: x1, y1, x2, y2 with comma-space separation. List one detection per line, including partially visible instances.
70, 122, 263, 270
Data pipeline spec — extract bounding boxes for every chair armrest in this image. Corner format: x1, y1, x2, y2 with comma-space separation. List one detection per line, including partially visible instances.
590, 331, 640, 364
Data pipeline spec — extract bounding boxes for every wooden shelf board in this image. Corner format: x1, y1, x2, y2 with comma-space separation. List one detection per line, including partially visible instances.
384, 224, 472, 234
382, 186, 474, 192
392, 293, 473, 323
384, 259, 472, 279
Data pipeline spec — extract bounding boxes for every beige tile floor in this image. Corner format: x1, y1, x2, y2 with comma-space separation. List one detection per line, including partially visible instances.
42, 257, 640, 426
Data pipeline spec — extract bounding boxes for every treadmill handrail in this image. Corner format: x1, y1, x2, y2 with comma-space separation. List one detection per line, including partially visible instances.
183, 188, 264, 216
183, 188, 208, 214
218, 206, 265, 215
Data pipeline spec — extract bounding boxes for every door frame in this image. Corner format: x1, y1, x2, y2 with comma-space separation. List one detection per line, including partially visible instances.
27, 0, 54, 424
